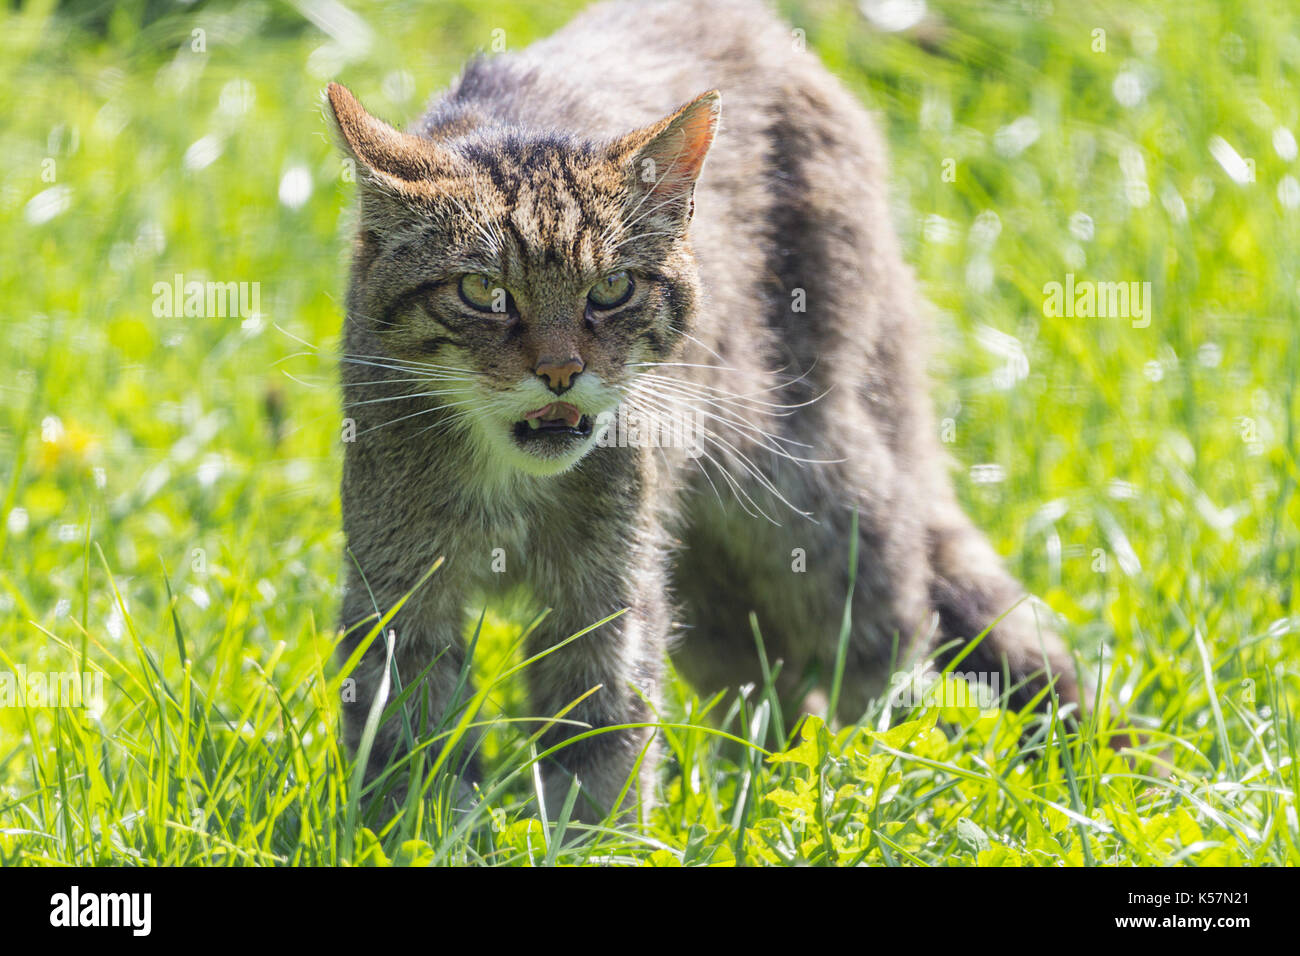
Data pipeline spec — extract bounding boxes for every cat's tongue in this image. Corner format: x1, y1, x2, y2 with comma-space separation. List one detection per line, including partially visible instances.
523, 401, 583, 427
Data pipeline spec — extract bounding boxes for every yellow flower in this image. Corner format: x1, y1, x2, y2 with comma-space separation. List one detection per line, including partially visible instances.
37, 417, 100, 472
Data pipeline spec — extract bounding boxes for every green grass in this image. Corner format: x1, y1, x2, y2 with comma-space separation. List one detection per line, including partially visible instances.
1, 0, 1297, 866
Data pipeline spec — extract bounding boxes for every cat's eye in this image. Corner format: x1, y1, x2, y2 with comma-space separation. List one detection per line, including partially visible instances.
588, 271, 634, 309
459, 273, 507, 313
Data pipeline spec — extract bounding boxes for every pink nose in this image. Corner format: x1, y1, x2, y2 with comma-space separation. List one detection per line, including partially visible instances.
535, 357, 584, 393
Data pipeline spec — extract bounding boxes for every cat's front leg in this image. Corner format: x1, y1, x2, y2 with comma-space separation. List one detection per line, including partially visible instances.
338, 571, 477, 802
523, 549, 669, 824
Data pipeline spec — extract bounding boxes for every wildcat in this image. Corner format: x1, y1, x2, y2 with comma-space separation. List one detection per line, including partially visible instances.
327, 0, 1079, 821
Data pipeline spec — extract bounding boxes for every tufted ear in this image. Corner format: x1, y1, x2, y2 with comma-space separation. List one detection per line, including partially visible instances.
325, 82, 450, 197
610, 90, 720, 217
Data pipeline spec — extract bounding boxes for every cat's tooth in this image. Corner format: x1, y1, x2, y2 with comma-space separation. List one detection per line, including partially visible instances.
527, 418, 541, 430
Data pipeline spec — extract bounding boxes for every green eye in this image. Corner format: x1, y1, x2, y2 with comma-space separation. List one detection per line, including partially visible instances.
588, 271, 633, 309
459, 274, 506, 313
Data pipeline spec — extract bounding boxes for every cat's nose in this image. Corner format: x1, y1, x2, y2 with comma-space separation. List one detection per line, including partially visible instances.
535, 356, 584, 395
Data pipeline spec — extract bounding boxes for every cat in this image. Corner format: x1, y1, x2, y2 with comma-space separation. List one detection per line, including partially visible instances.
327, 0, 1079, 821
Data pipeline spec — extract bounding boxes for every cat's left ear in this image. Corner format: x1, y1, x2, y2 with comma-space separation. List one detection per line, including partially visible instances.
610, 90, 721, 224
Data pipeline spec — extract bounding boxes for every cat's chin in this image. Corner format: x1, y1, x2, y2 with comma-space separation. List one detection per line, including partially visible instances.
471, 419, 598, 478
495, 441, 597, 478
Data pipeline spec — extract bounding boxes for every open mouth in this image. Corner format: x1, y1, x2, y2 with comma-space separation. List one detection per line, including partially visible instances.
512, 401, 593, 444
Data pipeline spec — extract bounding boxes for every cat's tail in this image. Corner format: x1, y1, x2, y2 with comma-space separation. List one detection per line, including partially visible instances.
926, 502, 1079, 712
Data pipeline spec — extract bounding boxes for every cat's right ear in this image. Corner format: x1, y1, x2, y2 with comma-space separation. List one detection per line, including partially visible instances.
325, 83, 444, 198
609, 90, 721, 211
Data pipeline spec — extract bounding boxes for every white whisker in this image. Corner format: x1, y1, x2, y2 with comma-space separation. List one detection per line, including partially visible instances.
679, 330, 728, 365
356, 400, 479, 437
622, 393, 804, 524
638, 371, 831, 414
343, 388, 473, 410
625, 380, 832, 464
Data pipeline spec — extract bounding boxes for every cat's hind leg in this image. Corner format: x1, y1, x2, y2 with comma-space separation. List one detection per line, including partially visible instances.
925, 500, 1079, 711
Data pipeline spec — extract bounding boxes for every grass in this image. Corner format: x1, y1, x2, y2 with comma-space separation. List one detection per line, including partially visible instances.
0, 0, 1297, 866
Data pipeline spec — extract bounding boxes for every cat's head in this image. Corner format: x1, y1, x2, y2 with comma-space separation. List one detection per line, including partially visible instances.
327, 82, 719, 477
